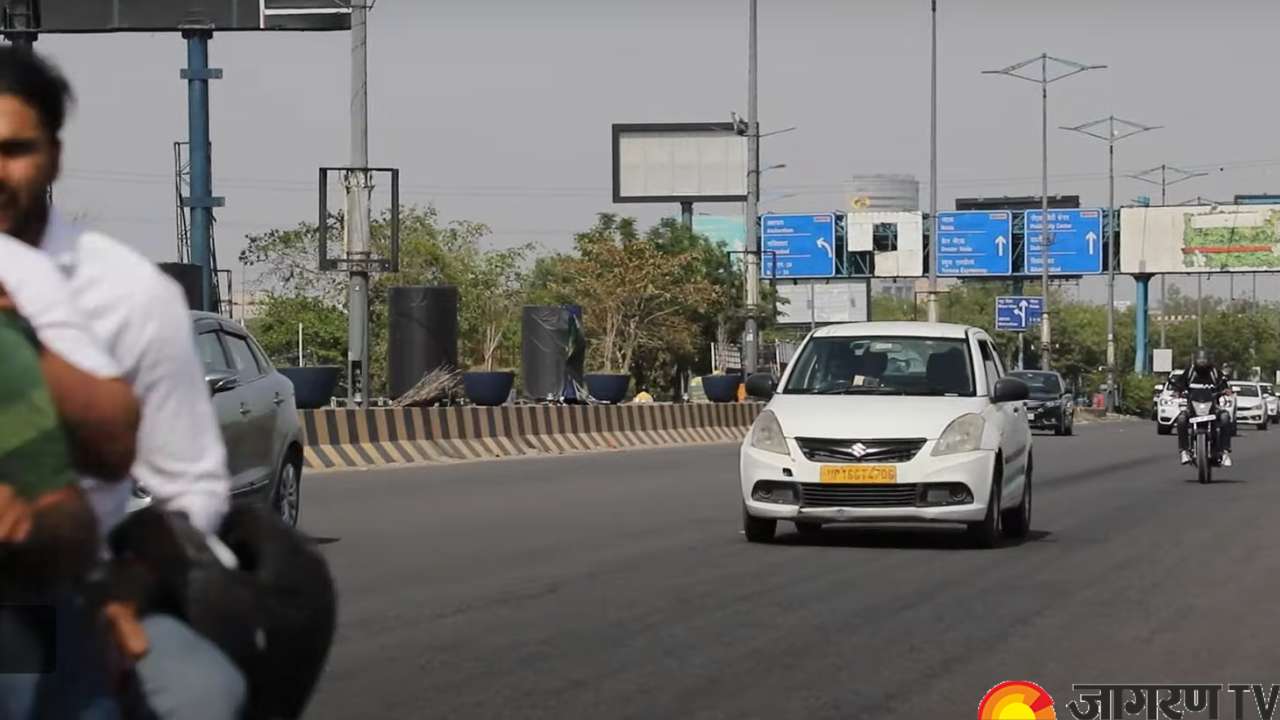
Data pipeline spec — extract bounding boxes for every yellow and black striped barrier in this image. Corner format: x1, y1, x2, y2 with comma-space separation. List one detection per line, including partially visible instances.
299, 402, 764, 471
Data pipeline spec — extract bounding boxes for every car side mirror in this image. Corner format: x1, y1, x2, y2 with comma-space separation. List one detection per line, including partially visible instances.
205, 369, 239, 395
745, 373, 777, 400
993, 378, 1029, 404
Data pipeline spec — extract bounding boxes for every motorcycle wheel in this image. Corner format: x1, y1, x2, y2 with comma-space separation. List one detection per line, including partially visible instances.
1197, 432, 1212, 484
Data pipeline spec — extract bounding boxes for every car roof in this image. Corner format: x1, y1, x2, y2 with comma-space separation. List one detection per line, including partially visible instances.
811, 321, 975, 340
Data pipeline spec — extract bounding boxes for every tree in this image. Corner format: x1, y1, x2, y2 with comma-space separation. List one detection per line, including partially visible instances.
240, 205, 532, 395
544, 214, 723, 376
247, 295, 348, 369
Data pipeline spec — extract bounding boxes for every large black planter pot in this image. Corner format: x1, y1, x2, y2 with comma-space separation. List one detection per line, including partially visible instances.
586, 373, 631, 404
279, 366, 341, 410
701, 374, 742, 403
463, 371, 515, 407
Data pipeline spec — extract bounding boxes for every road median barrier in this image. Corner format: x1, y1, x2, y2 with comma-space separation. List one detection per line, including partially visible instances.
299, 402, 763, 470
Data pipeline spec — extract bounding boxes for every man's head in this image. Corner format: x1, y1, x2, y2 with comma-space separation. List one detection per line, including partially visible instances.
1193, 348, 1213, 372
0, 47, 72, 245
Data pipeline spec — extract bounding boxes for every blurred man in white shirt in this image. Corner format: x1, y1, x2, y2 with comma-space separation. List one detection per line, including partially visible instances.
0, 46, 244, 720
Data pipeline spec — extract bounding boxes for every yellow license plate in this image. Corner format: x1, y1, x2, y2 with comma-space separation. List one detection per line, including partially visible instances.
819, 465, 897, 484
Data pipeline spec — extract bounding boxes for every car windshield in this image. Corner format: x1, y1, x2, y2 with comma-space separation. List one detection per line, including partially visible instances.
1232, 384, 1260, 397
1008, 371, 1062, 396
782, 336, 975, 397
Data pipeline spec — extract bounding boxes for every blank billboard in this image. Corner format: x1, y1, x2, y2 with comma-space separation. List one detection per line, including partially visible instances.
4, 0, 350, 32
612, 123, 748, 204
775, 280, 870, 325
1121, 204, 1280, 274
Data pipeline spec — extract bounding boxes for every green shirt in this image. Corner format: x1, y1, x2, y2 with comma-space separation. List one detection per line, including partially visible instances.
0, 310, 75, 499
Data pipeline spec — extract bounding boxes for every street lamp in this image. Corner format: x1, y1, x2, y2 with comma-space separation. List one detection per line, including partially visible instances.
983, 54, 1106, 371
1061, 116, 1160, 409
1129, 164, 1210, 348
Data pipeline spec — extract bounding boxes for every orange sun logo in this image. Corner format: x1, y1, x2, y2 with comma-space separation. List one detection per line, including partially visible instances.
978, 681, 1057, 720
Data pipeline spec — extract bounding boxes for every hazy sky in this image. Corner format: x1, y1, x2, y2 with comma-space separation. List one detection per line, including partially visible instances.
32, 0, 1280, 305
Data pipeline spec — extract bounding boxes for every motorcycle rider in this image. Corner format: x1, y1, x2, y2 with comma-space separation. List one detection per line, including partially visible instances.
1170, 348, 1233, 467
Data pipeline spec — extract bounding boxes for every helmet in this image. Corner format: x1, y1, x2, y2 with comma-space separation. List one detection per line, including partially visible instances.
1193, 348, 1213, 371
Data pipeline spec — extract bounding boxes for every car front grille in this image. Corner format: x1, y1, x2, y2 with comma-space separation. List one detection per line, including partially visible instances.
795, 437, 926, 464
799, 484, 920, 508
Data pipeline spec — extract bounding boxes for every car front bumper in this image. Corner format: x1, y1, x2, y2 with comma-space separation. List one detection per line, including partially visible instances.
740, 442, 996, 525
1237, 406, 1266, 423
1025, 404, 1067, 429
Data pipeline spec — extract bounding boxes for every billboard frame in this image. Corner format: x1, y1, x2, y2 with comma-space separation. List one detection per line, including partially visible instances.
611, 122, 748, 204
0, 0, 352, 34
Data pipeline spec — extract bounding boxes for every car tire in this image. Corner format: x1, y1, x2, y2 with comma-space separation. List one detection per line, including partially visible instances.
1002, 456, 1032, 541
1064, 413, 1074, 436
743, 506, 776, 543
272, 455, 302, 528
967, 460, 1003, 549
1054, 417, 1065, 436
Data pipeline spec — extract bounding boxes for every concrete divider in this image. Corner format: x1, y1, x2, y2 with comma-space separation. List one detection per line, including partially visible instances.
299, 402, 764, 471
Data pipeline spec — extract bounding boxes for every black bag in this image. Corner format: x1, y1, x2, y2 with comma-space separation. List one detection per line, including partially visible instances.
103, 504, 337, 720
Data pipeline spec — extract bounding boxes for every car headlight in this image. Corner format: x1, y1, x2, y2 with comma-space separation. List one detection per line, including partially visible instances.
932, 413, 986, 456
749, 410, 789, 456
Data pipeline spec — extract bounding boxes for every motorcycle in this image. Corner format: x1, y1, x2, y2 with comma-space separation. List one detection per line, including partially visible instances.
1185, 388, 1230, 484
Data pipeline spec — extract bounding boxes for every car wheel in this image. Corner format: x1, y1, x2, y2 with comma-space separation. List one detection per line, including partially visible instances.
743, 506, 776, 543
967, 460, 1003, 549
795, 521, 823, 539
1261, 418, 1269, 431
1002, 457, 1032, 540
272, 456, 301, 528
1064, 413, 1074, 436
1054, 417, 1065, 436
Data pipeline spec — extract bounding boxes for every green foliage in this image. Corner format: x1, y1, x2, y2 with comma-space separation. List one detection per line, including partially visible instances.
246, 295, 348, 369
1117, 372, 1158, 417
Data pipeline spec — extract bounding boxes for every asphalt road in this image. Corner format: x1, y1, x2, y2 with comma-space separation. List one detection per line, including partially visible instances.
300, 420, 1280, 719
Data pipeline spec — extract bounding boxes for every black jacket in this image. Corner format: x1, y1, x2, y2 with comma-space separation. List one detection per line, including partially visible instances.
1169, 365, 1229, 397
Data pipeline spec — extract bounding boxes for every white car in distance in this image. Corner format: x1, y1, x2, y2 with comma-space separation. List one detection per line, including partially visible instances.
1262, 383, 1280, 423
1230, 381, 1269, 431
740, 322, 1033, 549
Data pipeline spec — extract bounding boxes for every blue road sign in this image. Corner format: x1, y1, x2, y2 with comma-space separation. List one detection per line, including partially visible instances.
936, 211, 1013, 276
760, 213, 837, 278
1023, 209, 1104, 275
996, 296, 1044, 332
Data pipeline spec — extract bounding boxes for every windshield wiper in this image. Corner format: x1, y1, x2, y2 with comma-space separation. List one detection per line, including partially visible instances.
814, 386, 906, 395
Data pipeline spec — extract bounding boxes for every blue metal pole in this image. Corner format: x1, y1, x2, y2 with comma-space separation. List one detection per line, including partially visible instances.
1135, 274, 1150, 374
182, 30, 223, 312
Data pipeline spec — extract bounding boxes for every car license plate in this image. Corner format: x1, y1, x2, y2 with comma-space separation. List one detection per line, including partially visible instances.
819, 465, 897, 484
1190, 414, 1216, 424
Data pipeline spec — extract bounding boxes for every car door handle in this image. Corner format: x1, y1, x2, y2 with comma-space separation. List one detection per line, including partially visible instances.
273, 393, 285, 406
239, 404, 252, 416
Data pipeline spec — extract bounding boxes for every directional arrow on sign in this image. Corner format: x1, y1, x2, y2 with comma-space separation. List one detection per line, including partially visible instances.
996, 235, 1007, 257
1087, 231, 1098, 255
817, 238, 833, 257
1015, 299, 1029, 324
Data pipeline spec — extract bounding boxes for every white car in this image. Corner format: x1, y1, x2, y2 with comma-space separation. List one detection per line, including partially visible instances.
1155, 371, 1185, 436
1230, 381, 1269, 430
1263, 383, 1280, 422
739, 322, 1033, 549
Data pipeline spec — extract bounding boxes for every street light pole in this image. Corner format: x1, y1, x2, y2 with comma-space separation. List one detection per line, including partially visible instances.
984, 54, 1105, 371
926, 0, 939, 323
1061, 116, 1160, 411
1129, 163, 1209, 348
742, 0, 761, 377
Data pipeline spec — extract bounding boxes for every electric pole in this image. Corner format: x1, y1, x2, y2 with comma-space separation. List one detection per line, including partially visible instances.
346, 2, 372, 407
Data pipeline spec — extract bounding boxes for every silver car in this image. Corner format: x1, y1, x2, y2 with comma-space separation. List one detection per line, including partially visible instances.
130, 312, 304, 526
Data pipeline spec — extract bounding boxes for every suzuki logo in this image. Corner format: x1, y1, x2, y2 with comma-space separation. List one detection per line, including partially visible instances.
850, 442, 869, 458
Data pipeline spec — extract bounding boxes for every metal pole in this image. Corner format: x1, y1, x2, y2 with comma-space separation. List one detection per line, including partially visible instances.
1106, 126, 1115, 410
1160, 166, 1167, 348
743, 0, 761, 376
298, 323, 304, 367
1040, 56, 1051, 371
810, 283, 816, 332
926, 0, 939, 323
1197, 272, 1203, 346
346, 2, 372, 406
184, 30, 217, 313
680, 202, 693, 231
